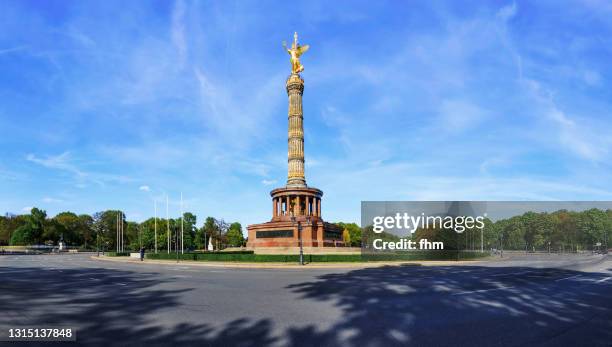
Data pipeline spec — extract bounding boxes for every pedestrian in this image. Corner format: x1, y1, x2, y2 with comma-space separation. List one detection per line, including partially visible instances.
140, 247, 145, 261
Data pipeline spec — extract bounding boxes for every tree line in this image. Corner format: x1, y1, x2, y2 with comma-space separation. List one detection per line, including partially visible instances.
6, 208, 605, 252
362, 208, 612, 252
0, 208, 245, 251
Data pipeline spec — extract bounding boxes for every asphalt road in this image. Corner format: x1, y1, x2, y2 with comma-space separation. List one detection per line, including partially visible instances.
0, 253, 610, 346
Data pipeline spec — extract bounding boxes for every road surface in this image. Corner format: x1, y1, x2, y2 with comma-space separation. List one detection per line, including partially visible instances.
0, 253, 610, 346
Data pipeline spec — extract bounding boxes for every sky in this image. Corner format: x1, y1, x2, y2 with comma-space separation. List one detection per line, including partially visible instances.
1, 0, 612, 230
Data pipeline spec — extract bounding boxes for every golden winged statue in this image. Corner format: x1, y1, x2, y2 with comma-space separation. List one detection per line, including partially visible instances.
283, 32, 309, 74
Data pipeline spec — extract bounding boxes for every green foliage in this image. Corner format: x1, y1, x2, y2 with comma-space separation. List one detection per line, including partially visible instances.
484, 208, 612, 252
10, 224, 34, 245
3, 207, 609, 253
146, 251, 487, 262
363, 251, 488, 261
335, 222, 361, 246
226, 222, 245, 247
342, 229, 351, 245
106, 252, 130, 257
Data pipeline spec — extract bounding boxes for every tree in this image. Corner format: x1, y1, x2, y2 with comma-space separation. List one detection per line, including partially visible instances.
0, 215, 9, 245
9, 208, 47, 245
201, 217, 219, 250
226, 222, 245, 247
92, 212, 105, 252
54, 212, 81, 245
10, 224, 35, 245
342, 228, 351, 245
93, 210, 124, 250
78, 214, 95, 249
194, 226, 205, 250
180, 212, 197, 250
0, 214, 25, 246
335, 222, 362, 247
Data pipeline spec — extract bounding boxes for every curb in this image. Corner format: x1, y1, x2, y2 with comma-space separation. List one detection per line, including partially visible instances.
90, 255, 487, 269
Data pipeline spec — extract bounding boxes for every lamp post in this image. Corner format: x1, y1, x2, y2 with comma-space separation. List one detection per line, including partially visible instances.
290, 213, 305, 266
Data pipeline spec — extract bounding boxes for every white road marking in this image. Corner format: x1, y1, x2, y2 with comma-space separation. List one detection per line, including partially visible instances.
555, 275, 581, 282
453, 286, 514, 295
491, 270, 532, 277
596, 277, 611, 283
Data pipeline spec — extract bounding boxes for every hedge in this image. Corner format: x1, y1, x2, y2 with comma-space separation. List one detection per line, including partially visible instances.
106, 252, 130, 257
192, 250, 254, 255
362, 251, 489, 261
146, 251, 488, 262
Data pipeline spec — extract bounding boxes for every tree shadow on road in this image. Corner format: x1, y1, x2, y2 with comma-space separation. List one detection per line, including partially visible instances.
1, 262, 611, 346
0, 265, 277, 346
285, 264, 612, 346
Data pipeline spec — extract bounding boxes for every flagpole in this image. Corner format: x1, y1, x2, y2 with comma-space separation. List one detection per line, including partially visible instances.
181, 192, 184, 254
166, 195, 170, 254
154, 200, 158, 253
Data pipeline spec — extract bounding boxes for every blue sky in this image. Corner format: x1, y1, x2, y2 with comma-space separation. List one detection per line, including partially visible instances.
1, 0, 611, 229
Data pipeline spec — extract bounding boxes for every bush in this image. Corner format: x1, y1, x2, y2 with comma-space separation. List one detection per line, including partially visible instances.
145, 251, 487, 262
193, 250, 254, 255
362, 251, 489, 261
106, 252, 130, 257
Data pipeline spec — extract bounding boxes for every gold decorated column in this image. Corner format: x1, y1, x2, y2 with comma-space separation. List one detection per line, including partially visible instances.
286, 73, 306, 187
283, 32, 310, 188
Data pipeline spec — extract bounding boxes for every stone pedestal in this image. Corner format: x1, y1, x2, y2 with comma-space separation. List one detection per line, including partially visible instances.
247, 187, 342, 249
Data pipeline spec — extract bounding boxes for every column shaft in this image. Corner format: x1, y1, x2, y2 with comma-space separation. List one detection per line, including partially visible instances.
273, 198, 276, 217
286, 74, 306, 187
296, 196, 301, 215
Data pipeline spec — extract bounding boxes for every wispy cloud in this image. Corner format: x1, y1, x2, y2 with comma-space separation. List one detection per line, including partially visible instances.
42, 197, 64, 203
438, 99, 488, 133
171, 0, 187, 66
139, 185, 150, 192
0, 45, 28, 55
26, 152, 132, 187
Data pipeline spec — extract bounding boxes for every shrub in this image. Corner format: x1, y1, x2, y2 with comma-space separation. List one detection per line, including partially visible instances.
145, 251, 487, 262
106, 252, 130, 257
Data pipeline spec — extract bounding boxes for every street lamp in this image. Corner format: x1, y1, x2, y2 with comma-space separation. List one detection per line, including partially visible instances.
96, 231, 100, 257
290, 213, 308, 266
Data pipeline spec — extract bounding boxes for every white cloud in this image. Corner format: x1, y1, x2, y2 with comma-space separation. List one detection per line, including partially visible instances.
26, 152, 80, 174
26, 152, 133, 186
139, 185, 150, 192
261, 179, 277, 186
438, 99, 487, 133
42, 197, 64, 203
171, 0, 187, 65
497, 2, 517, 22
21, 206, 32, 213
0, 45, 28, 55
522, 78, 609, 161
